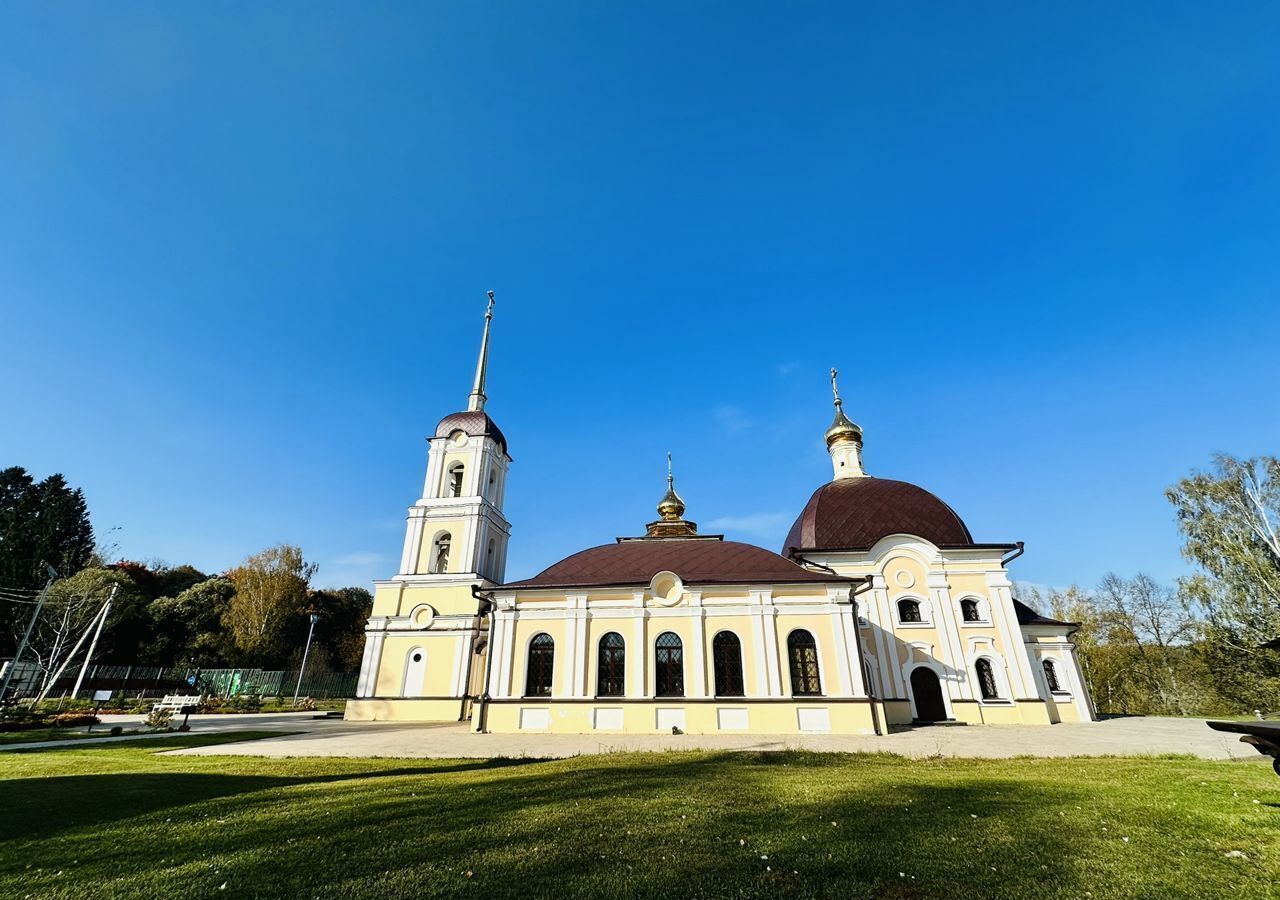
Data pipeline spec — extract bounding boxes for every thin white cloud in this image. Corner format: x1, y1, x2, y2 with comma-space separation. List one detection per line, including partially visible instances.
330, 552, 385, 567
714, 405, 751, 431
775, 361, 800, 375
706, 512, 792, 536
316, 551, 389, 588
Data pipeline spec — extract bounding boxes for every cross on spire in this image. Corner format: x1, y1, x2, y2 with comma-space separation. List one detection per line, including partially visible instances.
467, 291, 496, 412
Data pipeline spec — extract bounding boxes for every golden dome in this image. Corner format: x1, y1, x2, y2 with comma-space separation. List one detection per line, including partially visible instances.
645, 454, 698, 537
825, 367, 862, 447
825, 401, 862, 447
657, 476, 686, 521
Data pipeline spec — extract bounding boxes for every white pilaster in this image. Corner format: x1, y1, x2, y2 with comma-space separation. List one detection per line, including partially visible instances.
987, 574, 1036, 697
688, 599, 707, 698
356, 633, 377, 697
450, 633, 469, 696
750, 606, 768, 696
631, 606, 647, 697
761, 594, 782, 696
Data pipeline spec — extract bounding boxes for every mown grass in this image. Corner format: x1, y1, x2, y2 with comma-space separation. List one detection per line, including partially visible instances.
0, 728, 145, 745
0, 734, 1277, 899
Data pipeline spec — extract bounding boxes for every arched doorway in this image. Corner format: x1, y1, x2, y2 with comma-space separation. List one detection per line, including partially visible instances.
910, 667, 947, 722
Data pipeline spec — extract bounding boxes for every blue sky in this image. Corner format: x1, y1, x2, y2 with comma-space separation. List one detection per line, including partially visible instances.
2, 4, 1278, 592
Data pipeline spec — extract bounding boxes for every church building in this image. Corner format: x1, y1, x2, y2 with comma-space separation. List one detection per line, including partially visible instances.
346, 300, 1094, 734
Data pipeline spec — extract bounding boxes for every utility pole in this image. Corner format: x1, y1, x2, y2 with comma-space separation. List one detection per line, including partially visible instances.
293, 612, 320, 706
71, 584, 117, 699
1, 566, 57, 703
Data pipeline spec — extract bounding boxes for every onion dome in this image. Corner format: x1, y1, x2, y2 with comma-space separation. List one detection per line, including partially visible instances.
502, 537, 838, 589
783, 476, 977, 554
656, 481, 685, 521
825, 402, 862, 448
646, 454, 697, 537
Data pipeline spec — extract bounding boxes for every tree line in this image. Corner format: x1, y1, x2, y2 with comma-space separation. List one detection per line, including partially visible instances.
1019, 455, 1280, 717
1, 466, 372, 687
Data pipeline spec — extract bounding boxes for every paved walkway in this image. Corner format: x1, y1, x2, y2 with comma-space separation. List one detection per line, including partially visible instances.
0, 711, 325, 752
156, 714, 1263, 761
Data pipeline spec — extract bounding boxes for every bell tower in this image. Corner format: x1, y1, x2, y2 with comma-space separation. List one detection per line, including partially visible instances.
397, 292, 512, 583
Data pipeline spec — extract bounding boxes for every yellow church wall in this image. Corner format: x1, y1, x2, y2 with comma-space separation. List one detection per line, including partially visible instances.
374, 633, 461, 697
772, 611, 844, 694
948, 700, 1053, 726
509, 617, 571, 692
439, 450, 474, 493
371, 581, 481, 618
345, 698, 463, 722
882, 700, 913, 725
480, 700, 879, 735
702, 615, 761, 694
1052, 701, 1084, 723
414, 517, 470, 574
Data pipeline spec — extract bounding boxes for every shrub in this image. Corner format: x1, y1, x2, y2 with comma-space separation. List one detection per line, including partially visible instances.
144, 707, 173, 730
229, 694, 263, 713
109, 725, 123, 736
0, 706, 48, 728
51, 712, 100, 728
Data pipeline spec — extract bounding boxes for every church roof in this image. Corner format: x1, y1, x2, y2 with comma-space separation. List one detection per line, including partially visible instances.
783, 476, 992, 554
435, 410, 507, 453
502, 537, 843, 590
1012, 598, 1077, 629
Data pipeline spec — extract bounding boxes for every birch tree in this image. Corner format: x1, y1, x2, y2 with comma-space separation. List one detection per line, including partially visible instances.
224, 545, 317, 665
1167, 454, 1280, 709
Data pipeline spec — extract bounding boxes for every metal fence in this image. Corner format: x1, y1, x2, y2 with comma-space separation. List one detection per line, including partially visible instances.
1, 660, 357, 701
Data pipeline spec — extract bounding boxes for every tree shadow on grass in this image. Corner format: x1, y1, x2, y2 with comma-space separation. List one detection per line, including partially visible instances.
2, 751, 1275, 899
0, 757, 539, 843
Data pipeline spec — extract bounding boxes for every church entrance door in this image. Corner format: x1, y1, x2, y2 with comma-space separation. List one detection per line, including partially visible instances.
910, 667, 947, 722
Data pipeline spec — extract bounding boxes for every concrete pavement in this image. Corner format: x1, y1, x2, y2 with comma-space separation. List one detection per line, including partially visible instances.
0, 711, 323, 752
150, 713, 1266, 761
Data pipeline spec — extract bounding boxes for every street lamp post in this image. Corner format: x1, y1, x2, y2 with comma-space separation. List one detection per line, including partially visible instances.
293, 612, 320, 707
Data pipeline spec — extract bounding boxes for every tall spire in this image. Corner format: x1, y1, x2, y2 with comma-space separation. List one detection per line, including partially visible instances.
826, 367, 867, 479
467, 291, 496, 412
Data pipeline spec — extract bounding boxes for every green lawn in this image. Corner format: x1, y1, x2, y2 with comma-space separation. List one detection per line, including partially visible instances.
0, 735, 1277, 899
0, 727, 142, 745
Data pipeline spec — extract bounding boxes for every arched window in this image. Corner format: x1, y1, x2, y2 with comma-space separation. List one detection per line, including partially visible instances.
1042, 658, 1062, 692
524, 633, 554, 697
597, 632, 626, 697
712, 631, 745, 697
430, 533, 451, 574
448, 464, 465, 498
897, 598, 922, 623
975, 658, 999, 700
960, 598, 981, 622
654, 632, 684, 697
787, 630, 822, 696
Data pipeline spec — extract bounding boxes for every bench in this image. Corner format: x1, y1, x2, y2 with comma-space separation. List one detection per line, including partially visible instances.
153, 694, 202, 712
1207, 720, 1280, 777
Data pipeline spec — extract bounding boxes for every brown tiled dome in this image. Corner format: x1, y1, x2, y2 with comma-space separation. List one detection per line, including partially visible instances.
783, 477, 975, 554
503, 538, 839, 590
435, 410, 507, 452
